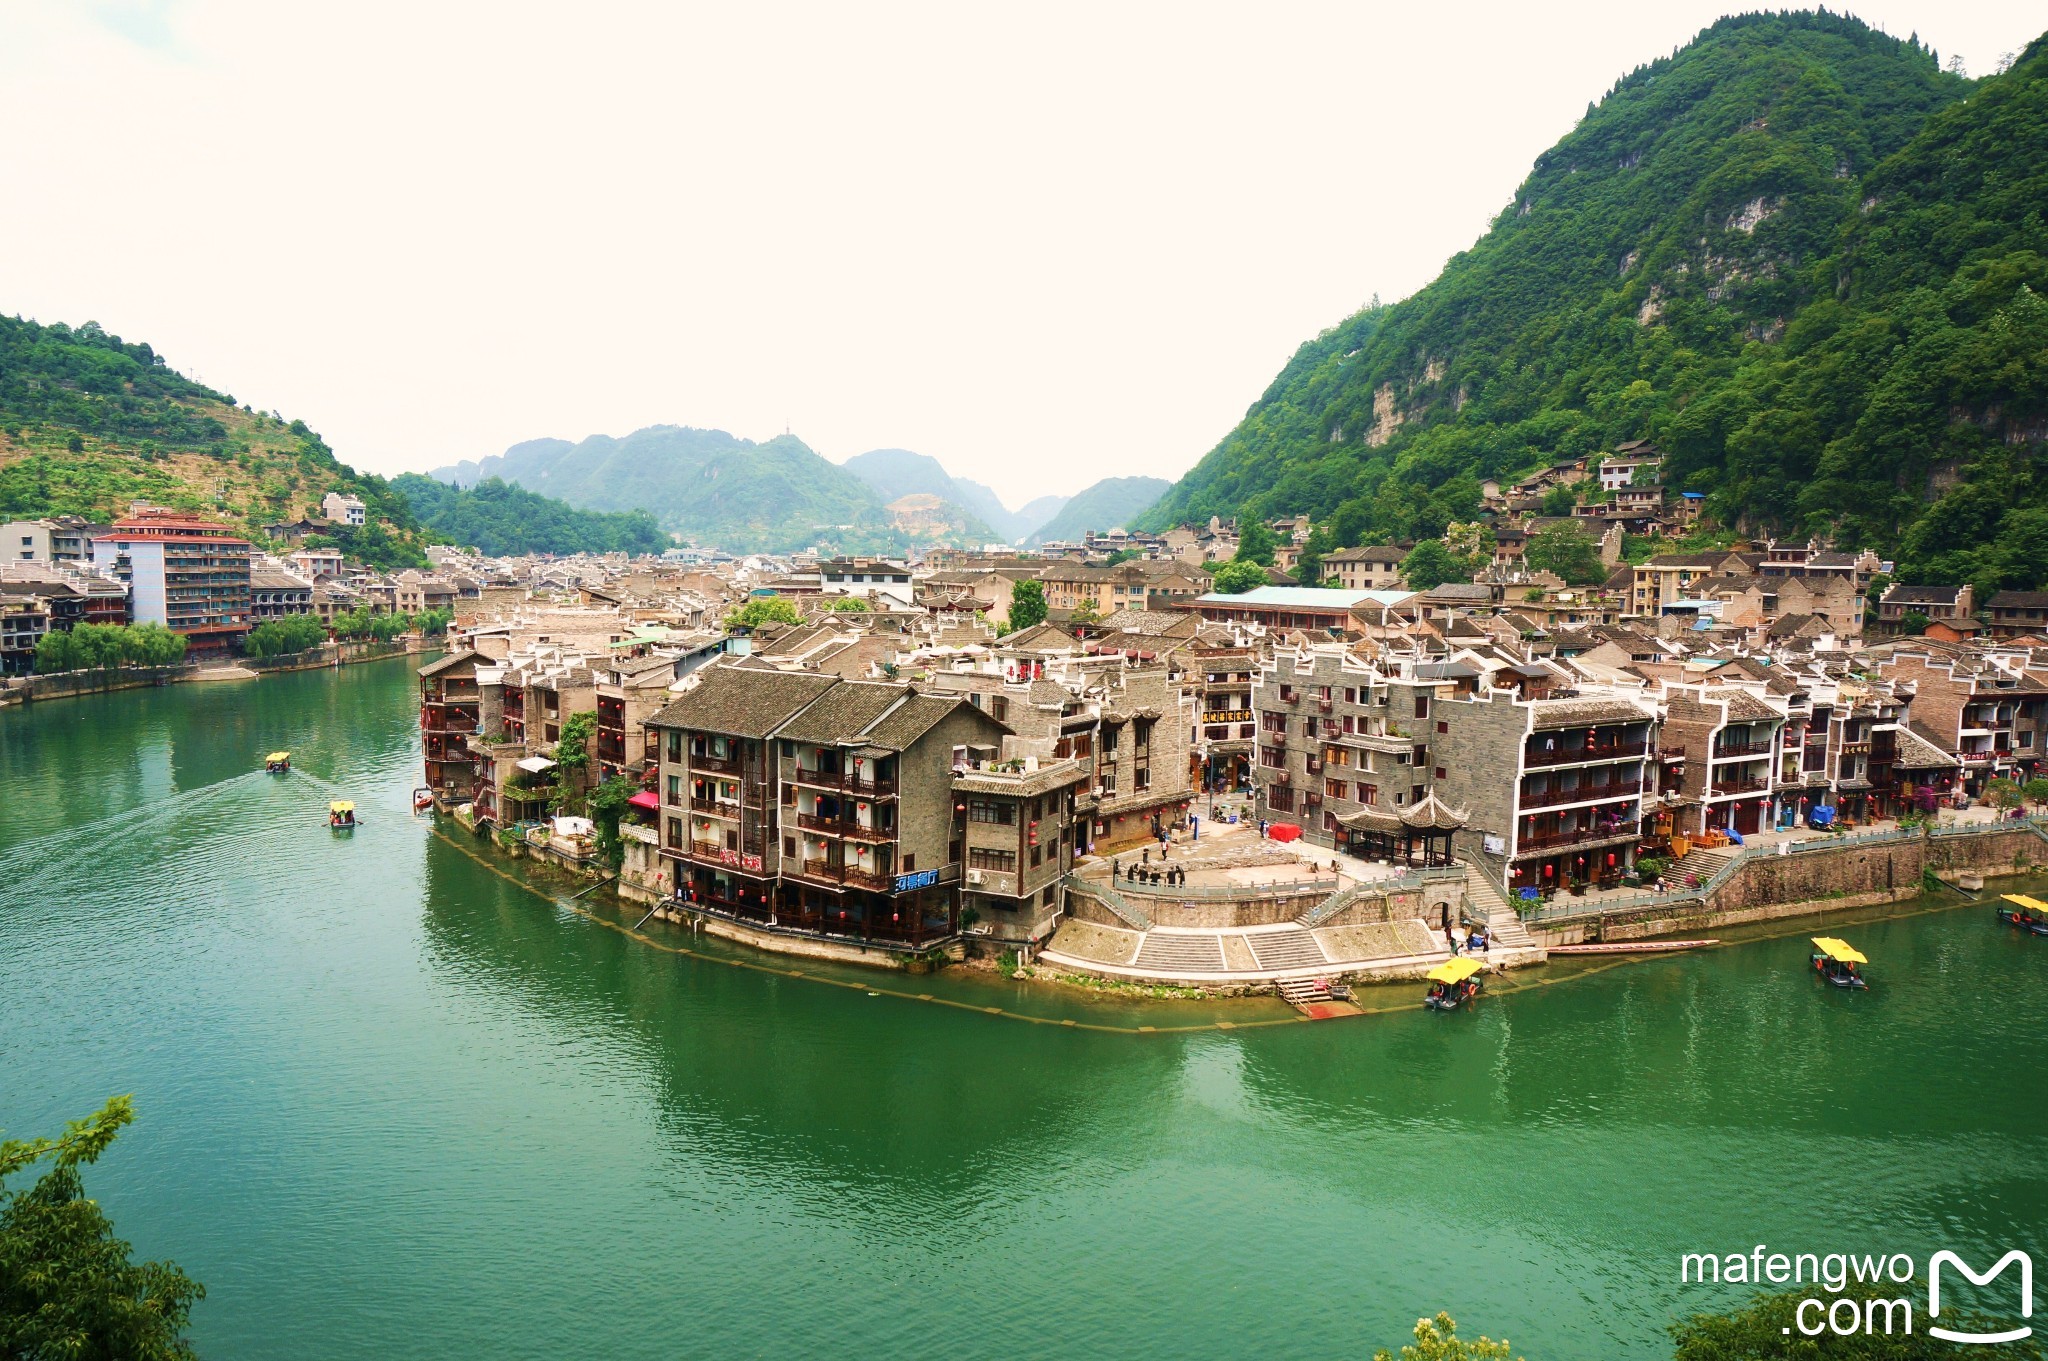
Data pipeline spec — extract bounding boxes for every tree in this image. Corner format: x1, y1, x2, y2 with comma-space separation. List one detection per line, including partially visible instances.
724, 597, 804, 632
555, 710, 597, 776
33, 628, 79, 674
826, 596, 871, 613
1900, 610, 1931, 635
1525, 522, 1606, 585
1540, 482, 1579, 517
1400, 539, 1465, 591
1210, 559, 1269, 594
1444, 520, 1497, 571
1373, 1313, 1520, 1361
1005, 580, 1048, 633
1235, 519, 1278, 565
241, 614, 326, 659
1295, 527, 1335, 586
2024, 777, 2048, 810
0, 1096, 205, 1360
1985, 776, 2026, 814
1672, 1287, 2036, 1360
584, 774, 640, 868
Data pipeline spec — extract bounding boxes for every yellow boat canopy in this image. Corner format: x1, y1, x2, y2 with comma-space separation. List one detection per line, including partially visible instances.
2002, 894, 2048, 914
1812, 937, 1868, 965
266, 752, 291, 763
1427, 958, 1484, 984
329, 801, 355, 814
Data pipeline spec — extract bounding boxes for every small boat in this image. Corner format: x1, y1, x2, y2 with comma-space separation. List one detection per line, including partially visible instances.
265, 751, 292, 774
1997, 894, 2048, 936
328, 800, 357, 830
1423, 956, 1485, 1011
1810, 936, 1869, 990
1549, 939, 1720, 955
412, 786, 436, 813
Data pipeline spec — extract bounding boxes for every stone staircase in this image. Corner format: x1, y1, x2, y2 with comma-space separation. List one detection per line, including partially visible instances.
1245, 927, 1328, 971
1067, 875, 1152, 931
1666, 845, 1735, 894
1132, 931, 1225, 972
1464, 863, 1539, 952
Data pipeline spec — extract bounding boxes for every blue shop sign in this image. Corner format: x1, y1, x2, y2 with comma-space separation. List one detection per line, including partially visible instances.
895, 868, 941, 893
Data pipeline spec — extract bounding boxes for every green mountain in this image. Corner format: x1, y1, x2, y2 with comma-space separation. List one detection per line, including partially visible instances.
839, 447, 999, 542
0, 314, 427, 568
1029, 475, 1171, 545
392, 474, 670, 557
433, 426, 924, 555
1143, 14, 2048, 597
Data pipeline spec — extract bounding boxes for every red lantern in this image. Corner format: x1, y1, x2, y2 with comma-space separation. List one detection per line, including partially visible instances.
1544, 864, 1554, 877
1607, 853, 1617, 866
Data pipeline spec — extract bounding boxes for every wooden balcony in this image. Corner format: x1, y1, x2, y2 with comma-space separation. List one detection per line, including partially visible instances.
1523, 740, 1648, 768
690, 754, 743, 777
1712, 740, 1772, 758
1519, 780, 1641, 809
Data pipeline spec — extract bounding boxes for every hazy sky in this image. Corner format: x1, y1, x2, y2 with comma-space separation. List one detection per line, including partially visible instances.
1, 3, 2037, 506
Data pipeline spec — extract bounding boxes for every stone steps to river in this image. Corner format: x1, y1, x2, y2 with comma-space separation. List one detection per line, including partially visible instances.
1132, 932, 1226, 972
1245, 927, 1328, 971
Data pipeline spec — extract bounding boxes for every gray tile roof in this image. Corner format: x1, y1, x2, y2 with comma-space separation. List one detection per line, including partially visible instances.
647, 666, 839, 737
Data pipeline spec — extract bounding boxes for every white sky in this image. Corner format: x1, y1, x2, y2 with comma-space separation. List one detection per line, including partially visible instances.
0, 3, 2038, 507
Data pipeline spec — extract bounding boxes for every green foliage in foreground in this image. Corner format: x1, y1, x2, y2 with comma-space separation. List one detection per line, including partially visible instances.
33, 622, 187, 673
1143, 16, 2048, 597
1374, 1313, 1521, 1361
1399, 539, 1464, 591
1208, 559, 1268, 594
0, 1096, 205, 1360
392, 473, 668, 558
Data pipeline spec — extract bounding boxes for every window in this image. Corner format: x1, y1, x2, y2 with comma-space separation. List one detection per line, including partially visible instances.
1030, 846, 1042, 867
783, 836, 796, 857
1414, 695, 1430, 719
969, 848, 1016, 871
666, 775, 681, 804
903, 854, 915, 871
1260, 746, 1284, 769
1435, 767, 1448, 780
666, 817, 683, 849
1325, 779, 1346, 800
1268, 786, 1295, 813
968, 800, 1015, 825
1343, 687, 1356, 703
1263, 712, 1287, 733
1436, 720, 1448, 734
1358, 783, 1378, 805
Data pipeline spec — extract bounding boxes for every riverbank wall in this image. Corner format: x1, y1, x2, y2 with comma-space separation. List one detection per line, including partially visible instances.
1530, 822, 2048, 945
0, 638, 424, 707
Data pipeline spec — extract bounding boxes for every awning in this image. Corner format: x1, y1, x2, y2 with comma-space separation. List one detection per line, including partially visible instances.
627, 790, 660, 811
1427, 958, 1484, 984
266, 751, 290, 763
1812, 936, 1868, 965
516, 755, 557, 773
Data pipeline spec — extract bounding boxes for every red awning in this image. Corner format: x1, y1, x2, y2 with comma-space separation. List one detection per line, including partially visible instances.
627, 790, 660, 811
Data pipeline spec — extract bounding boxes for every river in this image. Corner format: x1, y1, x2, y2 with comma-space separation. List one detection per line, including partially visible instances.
2, 655, 2043, 1359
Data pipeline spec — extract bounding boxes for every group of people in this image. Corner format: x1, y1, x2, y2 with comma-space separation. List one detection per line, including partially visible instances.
1114, 853, 1188, 888
1443, 919, 1490, 955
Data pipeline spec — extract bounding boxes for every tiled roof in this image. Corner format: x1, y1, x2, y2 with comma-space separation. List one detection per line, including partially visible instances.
774, 680, 912, 745
647, 666, 839, 737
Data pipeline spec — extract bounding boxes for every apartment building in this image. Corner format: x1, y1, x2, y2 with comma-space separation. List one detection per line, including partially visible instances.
90, 509, 252, 655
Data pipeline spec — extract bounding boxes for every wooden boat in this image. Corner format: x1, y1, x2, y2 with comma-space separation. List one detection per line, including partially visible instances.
412, 786, 436, 812
328, 800, 357, 830
1997, 894, 2048, 936
1423, 957, 1485, 1011
265, 751, 291, 773
1548, 939, 1719, 955
1810, 936, 1869, 990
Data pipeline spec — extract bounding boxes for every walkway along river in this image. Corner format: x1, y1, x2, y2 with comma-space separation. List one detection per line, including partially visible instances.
2, 654, 2044, 1359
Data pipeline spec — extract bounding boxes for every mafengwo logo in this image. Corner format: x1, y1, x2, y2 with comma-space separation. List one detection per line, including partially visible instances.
1680, 1246, 2033, 1342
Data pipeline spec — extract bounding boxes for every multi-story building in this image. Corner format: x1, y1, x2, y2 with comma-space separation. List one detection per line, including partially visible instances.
649, 667, 1054, 948
1984, 591, 2048, 640
289, 547, 346, 580
249, 568, 316, 619
1873, 644, 2048, 794
321, 492, 368, 526
1875, 583, 1975, 636
418, 649, 484, 802
90, 509, 251, 655
1322, 546, 1408, 591
1190, 641, 1258, 792
1658, 686, 1785, 836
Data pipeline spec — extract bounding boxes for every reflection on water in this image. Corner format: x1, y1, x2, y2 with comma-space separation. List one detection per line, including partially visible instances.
2, 656, 2044, 1360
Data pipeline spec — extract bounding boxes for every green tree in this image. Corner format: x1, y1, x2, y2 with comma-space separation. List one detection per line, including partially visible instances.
1295, 526, 1335, 586
584, 774, 640, 868
1235, 519, 1278, 565
1005, 580, 1048, 632
1210, 559, 1269, 594
555, 710, 597, 776
0, 1096, 205, 1360
826, 597, 871, 612
1373, 1313, 1521, 1361
1899, 610, 1931, 635
241, 614, 326, 658
1671, 1287, 2040, 1360
1985, 776, 2027, 813
33, 628, 79, 673
1525, 522, 1606, 585
2024, 777, 2048, 810
1540, 483, 1579, 517
1400, 539, 1465, 590
124, 622, 187, 668
1444, 520, 1497, 571
725, 597, 804, 632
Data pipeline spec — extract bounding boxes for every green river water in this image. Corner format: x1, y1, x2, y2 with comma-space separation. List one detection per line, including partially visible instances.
2, 656, 2044, 1359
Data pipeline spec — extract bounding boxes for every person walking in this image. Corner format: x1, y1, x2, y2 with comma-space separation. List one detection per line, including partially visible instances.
1444, 921, 1461, 955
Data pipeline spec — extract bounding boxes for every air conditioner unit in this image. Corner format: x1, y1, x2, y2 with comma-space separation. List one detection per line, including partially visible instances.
966, 869, 986, 885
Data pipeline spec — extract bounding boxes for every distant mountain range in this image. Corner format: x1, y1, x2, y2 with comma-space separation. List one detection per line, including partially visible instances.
432, 428, 1167, 553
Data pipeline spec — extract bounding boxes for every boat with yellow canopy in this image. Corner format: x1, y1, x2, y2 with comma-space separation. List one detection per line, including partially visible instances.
1424, 955, 1485, 1010
328, 800, 357, 829
265, 751, 291, 773
1997, 894, 2048, 936
1810, 936, 1868, 989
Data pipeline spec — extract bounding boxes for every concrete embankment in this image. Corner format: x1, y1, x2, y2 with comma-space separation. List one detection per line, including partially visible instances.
1530, 823, 2048, 945
0, 639, 422, 707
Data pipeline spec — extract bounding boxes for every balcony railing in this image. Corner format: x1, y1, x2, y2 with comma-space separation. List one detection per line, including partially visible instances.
1518, 780, 1642, 809
791, 768, 897, 796
1517, 824, 1639, 854
1524, 740, 1648, 768
690, 754, 743, 776
1712, 740, 1772, 758
843, 867, 894, 892
1710, 777, 1770, 795
799, 858, 846, 883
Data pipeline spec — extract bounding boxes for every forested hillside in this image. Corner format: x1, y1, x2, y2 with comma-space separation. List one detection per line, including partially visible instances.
1143, 14, 2048, 596
1029, 475, 1171, 545
0, 315, 427, 567
435, 426, 951, 555
393, 474, 669, 557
